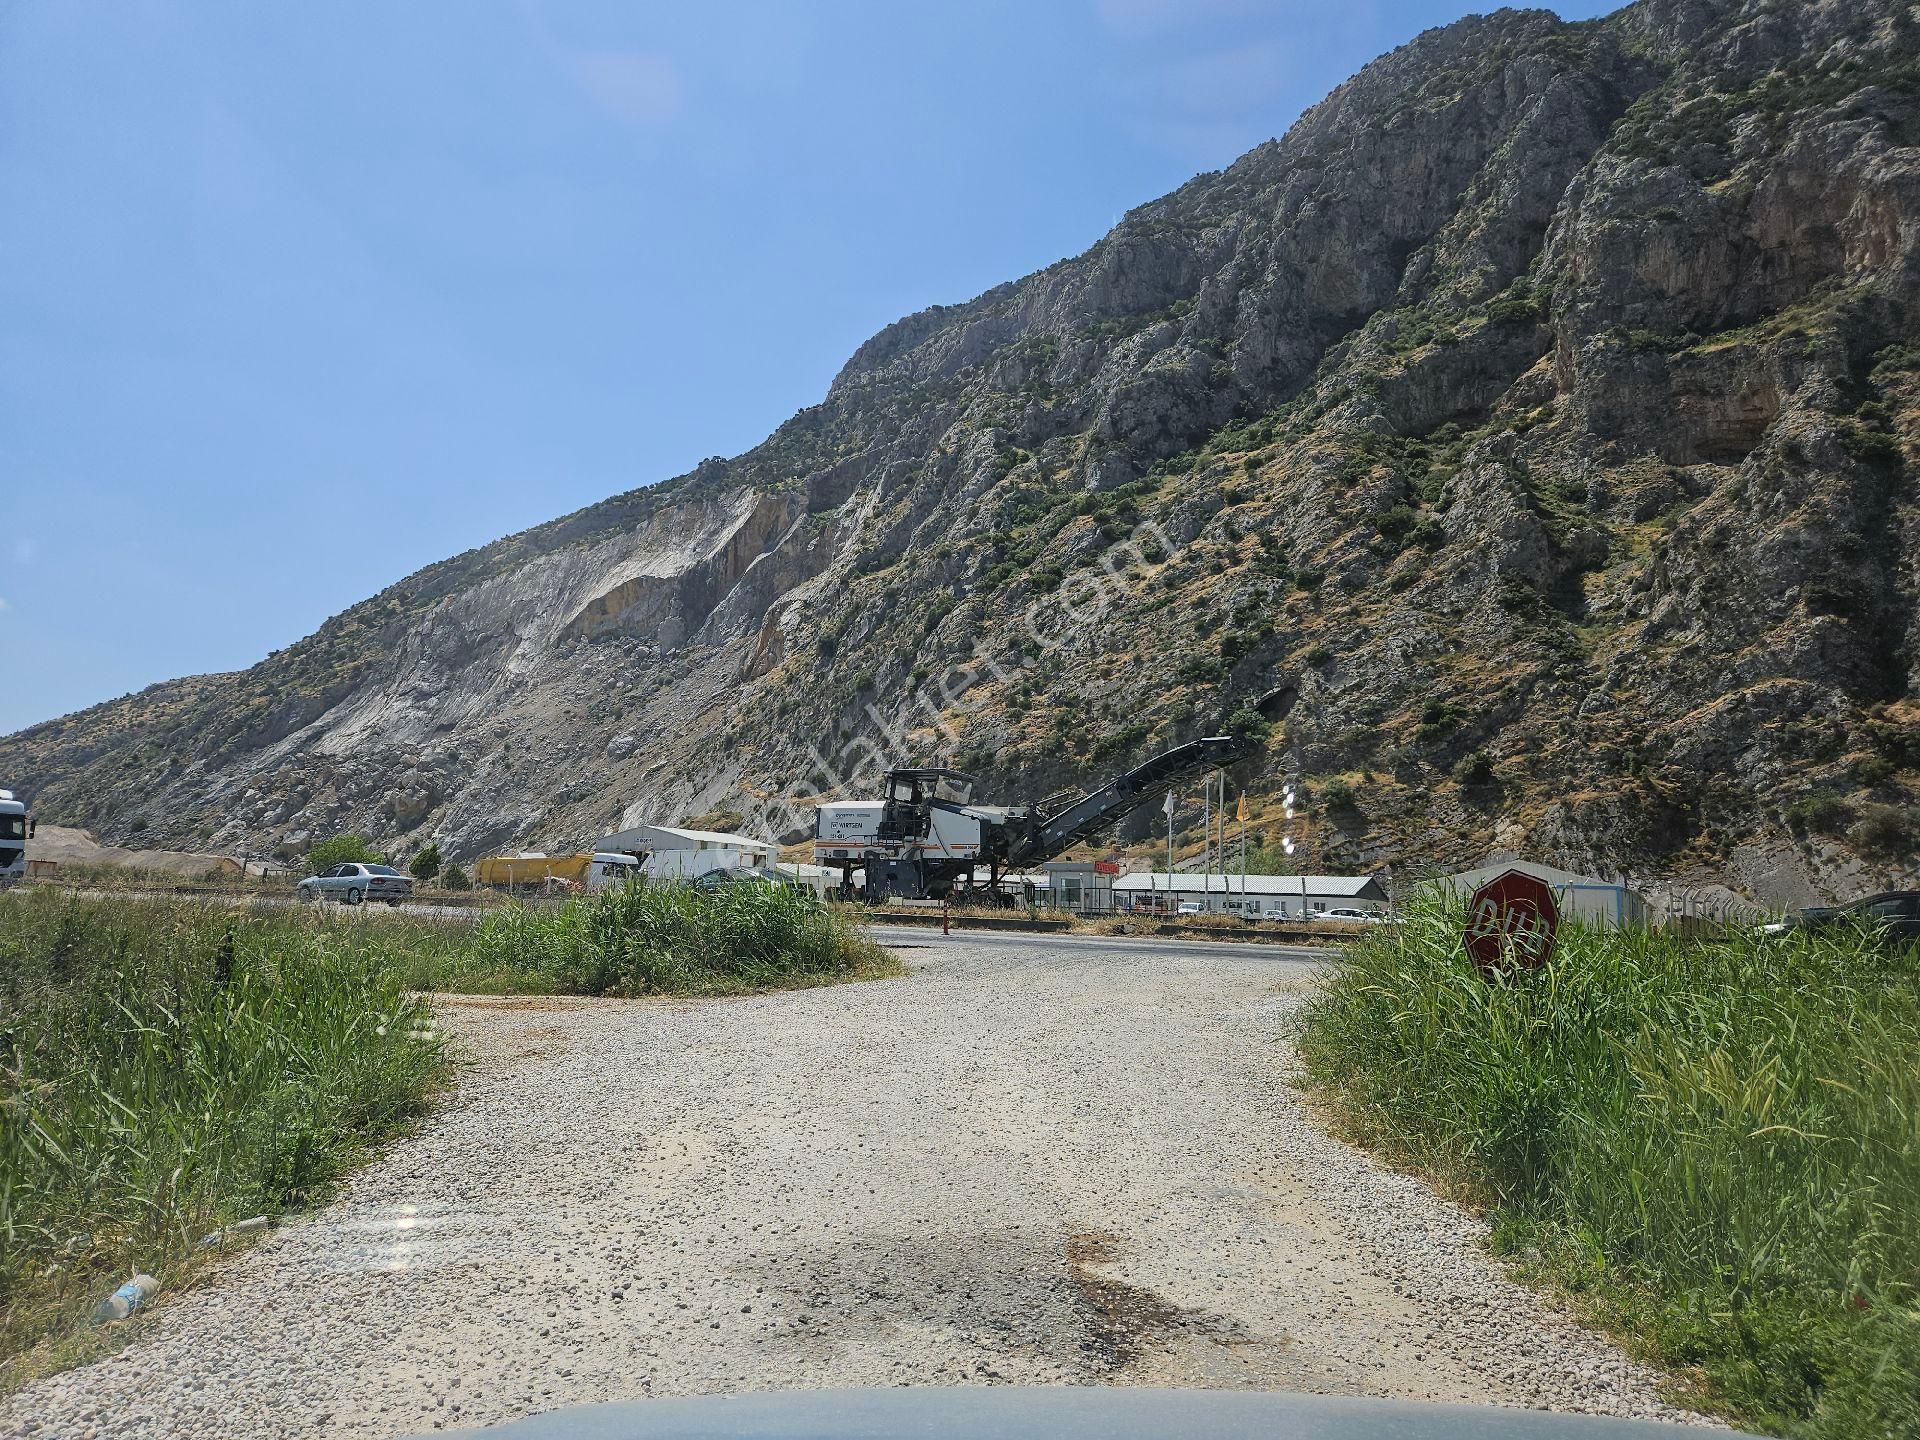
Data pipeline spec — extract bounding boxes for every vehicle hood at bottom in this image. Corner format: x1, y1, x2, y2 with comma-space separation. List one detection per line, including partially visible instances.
428, 1386, 1734, 1440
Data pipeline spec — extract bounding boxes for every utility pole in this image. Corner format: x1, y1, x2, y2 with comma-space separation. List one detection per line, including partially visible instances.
1163, 788, 1175, 914
1202, 775, 1212, 912
1237, 789, 1247, 905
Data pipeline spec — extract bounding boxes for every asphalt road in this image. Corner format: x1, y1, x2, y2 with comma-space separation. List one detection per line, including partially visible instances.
868, 923, 1328, 967
4, 933, 1693, 1439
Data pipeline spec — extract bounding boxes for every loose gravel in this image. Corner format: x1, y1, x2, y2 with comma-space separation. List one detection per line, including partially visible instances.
2, 935, 1705, 1438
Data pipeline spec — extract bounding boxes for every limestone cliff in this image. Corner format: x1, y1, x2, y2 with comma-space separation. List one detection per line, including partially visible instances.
7, 0, 1917, 905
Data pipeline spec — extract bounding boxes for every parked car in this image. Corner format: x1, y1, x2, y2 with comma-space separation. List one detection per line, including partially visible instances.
1175, 901, 1205, 916
1322, 907, 1385, 924
297, 862, 414, 906
1759, 891, 1920, 945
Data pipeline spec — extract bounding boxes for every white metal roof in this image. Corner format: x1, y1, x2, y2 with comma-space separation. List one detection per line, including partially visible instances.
1441, 860, 1637, 892
653, 825, 774, 848
599, 823, 775, 852
1113, 872, 1384, 898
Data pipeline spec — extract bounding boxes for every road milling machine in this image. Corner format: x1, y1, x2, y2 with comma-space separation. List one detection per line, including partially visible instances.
813, 735, 1245, 900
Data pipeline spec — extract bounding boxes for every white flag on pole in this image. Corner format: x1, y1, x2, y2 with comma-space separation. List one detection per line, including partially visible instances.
1163, 791, 1175, 816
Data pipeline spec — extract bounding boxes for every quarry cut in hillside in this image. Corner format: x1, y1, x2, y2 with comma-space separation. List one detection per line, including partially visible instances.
5, 0, 1918, 907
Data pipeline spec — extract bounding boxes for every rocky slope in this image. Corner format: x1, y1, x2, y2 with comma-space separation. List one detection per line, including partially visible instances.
7, 0, 1918, 906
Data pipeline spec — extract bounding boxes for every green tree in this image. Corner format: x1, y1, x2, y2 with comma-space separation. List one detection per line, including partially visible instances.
307, 834, 382, 875
409, 842, 442, 884
441, 863, 471, 891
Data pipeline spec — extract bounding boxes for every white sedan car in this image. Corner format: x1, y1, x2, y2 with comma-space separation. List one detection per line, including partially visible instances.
297, 862, 414, 906
1321, 907, 1386, 924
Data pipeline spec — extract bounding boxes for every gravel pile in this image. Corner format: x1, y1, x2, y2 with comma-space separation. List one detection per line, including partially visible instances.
2, 936, 1706, 1438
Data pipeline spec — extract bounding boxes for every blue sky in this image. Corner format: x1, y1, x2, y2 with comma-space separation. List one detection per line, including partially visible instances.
0, 0, 1615, 736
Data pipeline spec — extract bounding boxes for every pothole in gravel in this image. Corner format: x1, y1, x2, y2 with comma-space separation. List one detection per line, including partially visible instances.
1065, 1230, 1252, 1373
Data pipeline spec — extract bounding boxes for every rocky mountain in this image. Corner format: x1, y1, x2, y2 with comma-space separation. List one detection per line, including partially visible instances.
7, 0, 1919, 907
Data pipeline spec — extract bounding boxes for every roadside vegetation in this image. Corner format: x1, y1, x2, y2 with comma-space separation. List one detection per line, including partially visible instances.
0, 890, 443, 1388
1299, 896, 1920, 1440
0, 882, 887, 1385
392, 880, 892, 996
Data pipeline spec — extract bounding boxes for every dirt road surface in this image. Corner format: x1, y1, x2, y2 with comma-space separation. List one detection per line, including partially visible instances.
2, 934, 1697, 1438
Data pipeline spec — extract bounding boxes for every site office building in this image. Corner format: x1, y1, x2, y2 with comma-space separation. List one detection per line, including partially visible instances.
595, 823, 776, 880
1113, 872, 1388, 918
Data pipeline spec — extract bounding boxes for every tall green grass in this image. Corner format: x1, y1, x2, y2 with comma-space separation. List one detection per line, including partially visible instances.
2, 881, 885, 1380
395, 880, 884, 995
1299, 895, 1920, 1439
0, 890, 445, 1376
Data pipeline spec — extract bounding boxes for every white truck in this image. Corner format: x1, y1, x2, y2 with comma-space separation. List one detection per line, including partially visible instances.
0, 789, 30, 886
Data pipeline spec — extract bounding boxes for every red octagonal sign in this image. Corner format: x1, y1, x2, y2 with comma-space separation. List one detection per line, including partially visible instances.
1463, 869, 1560, 974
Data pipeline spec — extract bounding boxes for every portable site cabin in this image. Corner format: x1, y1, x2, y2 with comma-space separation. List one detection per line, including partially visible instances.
1112, 871, 1388, 918
1438, 860, 1652, 928
775, 862, 839, 898
1036, 860, 1117, 914
595, 823, 777, 882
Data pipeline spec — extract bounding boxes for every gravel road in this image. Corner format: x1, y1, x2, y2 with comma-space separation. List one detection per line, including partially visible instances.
2, 934, 1700, 1438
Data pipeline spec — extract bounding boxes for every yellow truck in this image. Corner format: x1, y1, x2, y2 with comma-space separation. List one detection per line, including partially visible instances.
474, 852, 639, 892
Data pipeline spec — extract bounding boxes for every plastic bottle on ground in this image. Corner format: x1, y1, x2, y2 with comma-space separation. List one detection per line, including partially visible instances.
92, 1274, 160, 1323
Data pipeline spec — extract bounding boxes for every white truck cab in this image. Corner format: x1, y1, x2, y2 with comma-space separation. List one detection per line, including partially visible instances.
0, 789, 29, 886
587, 853, 640, 891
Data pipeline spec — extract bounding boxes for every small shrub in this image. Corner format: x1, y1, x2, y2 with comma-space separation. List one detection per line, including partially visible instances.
1219, 629, 1263, 665
1840, 424, 1903, 468
1305, 645, 1333, 668
1177, 655, 1226, 687
308, 833, 383, 874
1091, 721, 1153, 762
1849, 804, 1917, 858
1376, 504, 1417, 542
1320, 777, 1357, 809
441, 863, 471, 891
1852, 755, 1896, 788
1417, 700, 1464, 741
409, 842, 442, 883
1487, 285, 1546, 325
1225, 705, 1272, 743
1452, 750, 1495, 786
1783, 793, 1855, 836
1498, 578, 1540, 613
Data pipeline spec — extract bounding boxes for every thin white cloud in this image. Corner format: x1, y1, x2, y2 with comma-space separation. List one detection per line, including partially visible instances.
12, 538, 36, 566
567, 51, 684, 128
0, 597, 11, 611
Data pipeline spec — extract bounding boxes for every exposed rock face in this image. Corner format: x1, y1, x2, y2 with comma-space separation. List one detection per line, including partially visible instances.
5, 0, 1917, 903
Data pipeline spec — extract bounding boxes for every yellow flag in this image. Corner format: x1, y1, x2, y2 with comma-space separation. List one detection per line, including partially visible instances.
1235, 793, 1249, 822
